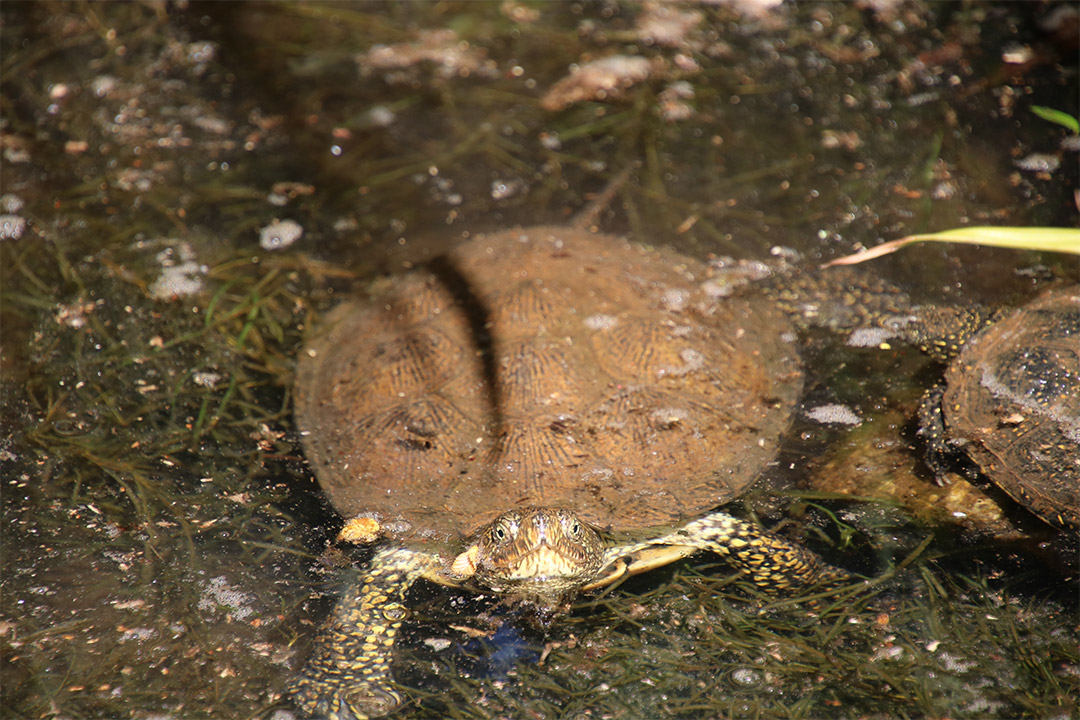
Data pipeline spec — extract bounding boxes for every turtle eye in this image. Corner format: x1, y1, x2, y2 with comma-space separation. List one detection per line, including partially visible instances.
569, 521, 581, 536
492, 519, 513, 542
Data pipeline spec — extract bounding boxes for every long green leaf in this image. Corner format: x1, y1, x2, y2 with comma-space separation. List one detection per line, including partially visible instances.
823, 226, 1080, 267
1031, 105, 1080, 134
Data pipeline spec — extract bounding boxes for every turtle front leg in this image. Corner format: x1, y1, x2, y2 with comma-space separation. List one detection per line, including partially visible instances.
289, 546, 439, 720
601, 510, 849, 592
917, 382, 981, 487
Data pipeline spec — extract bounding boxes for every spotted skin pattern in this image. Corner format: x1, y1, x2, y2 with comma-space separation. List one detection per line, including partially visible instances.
288, 547, 437, 720
606, 510, 849, 590
289, 508, 848, 719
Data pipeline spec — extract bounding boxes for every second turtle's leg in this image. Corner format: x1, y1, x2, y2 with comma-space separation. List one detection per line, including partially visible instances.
605, 511, 850, 591
289, 546, 438, 720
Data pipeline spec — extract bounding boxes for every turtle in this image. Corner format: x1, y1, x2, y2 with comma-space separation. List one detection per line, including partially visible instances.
288, 225, 853, 719
913, 284, 1080, 530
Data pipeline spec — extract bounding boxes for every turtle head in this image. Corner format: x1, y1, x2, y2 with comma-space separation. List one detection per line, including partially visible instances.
451, 507, 605, 608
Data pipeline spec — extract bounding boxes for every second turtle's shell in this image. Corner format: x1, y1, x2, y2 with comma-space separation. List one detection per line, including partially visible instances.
940, 285, 1080, 528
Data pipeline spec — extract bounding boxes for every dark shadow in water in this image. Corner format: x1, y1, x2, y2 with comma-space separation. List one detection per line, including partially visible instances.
425, 253, 505, 447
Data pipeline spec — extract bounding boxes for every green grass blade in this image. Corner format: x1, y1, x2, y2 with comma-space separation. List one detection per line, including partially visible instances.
823, 226, 1080, 267
1031, 105, 1080, 134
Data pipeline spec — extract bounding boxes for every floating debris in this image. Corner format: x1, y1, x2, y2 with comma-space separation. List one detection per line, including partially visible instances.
259, 218, 303, 251
192, 371, 223, 388
198, 575, 256, 621
821, 129, 864, 151
541, 56, 662, 111
0, 214, 27, 241
700, 258, 775, 298
1001, 44, 1034, 65
364, 105, 396, 128
185, 41, 218, 67
2, 138, 31, 164
424, 638, 452, 652
708, 0, 785, 17
268, 181, 315, 206
193, 114, 233, 136
490, 177, 526, 200
113, 167, 155, 192
847, 325, 903, 349
658, 81, 695, 122
149, 242, 207, 300
634, 5, 704, 48
357, 29, 497, 81
806, 404, 862, 426
270, 181, 315, 199
1014, 153, 1060, 173
91, 74, 119, 98
0, 194, 24, 213
54, 300, 100, 329
118, 627, 158, 643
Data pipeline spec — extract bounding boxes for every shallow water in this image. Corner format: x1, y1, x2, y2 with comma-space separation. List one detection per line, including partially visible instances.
2, 2, 1077, 719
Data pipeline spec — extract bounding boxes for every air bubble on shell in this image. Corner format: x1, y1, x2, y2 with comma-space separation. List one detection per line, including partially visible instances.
585, 314, 617, 330
662, 288, 689, 311
659, 348, 705, 377
651, 407, 689, 428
